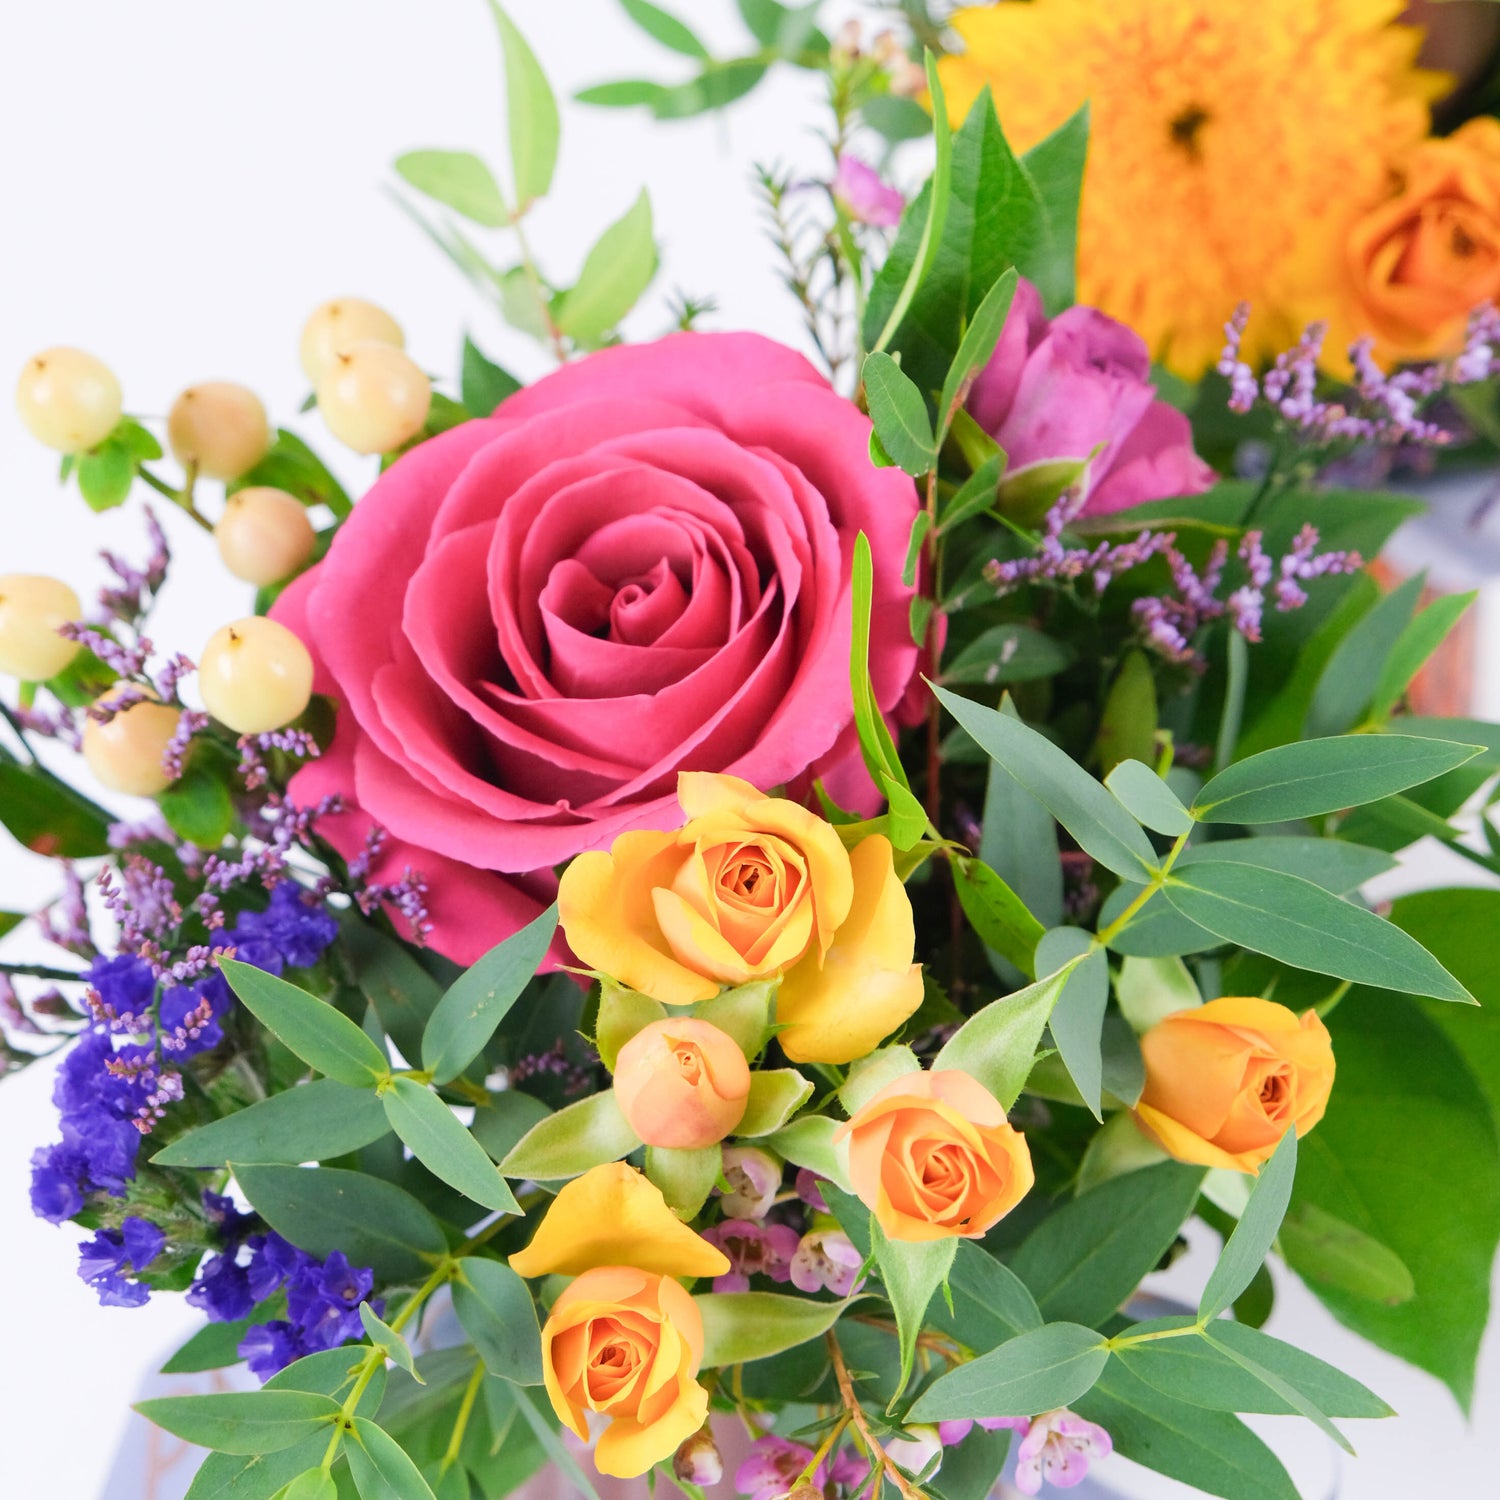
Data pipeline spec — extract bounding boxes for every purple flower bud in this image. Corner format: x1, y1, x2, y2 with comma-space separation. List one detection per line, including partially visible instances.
673, 1426, 724, 1487
720, 1145, 781, 1219
832, 154, 904, 227
789, 1226, 863, 1296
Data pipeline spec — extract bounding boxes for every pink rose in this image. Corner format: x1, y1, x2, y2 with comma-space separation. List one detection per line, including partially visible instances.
275, 333, 918, 963
968, 278, 1215, 516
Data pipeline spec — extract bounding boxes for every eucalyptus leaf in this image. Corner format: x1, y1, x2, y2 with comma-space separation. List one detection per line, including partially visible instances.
453, 1259, 543, 1384
359, 1302, 420, 1381
698, 1292, 854, 1366
348, 1418, 436, 1500
1035, 928, 1108, 1118
1368, 590, 1477, 723
381, 1077, 519, 1215
941, 623, 1073, 687
1105, 759, 1193, 837
1306, 573, 1423, 737
135, 1391, 339, 1456
486, 2, 559, 211
908, 1322, 1109, 1421
1201, 1130, 1297, 1320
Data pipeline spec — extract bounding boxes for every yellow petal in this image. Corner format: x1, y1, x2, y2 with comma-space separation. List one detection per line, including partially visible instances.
509, 1162, 731, 1279
1132, 1103, 1266, 1175
776, 834, 924, 1063
676, 771, 763, 820
593, 1377, 709, 1478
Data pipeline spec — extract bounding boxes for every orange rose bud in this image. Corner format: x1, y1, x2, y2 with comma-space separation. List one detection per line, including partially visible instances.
541, 1265, 709, 1479
1134, 996, 1335, 1175
613, 1017, 750, 1149
835, 1069, 1034, 1243
1343, 119, 1500, 362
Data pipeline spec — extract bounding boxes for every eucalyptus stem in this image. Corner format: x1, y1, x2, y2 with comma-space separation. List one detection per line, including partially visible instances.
440, 1360, 486, 1472
1094, 824, 1194, 949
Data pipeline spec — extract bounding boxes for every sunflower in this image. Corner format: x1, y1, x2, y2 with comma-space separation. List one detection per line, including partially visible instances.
937, 0, 1447, 375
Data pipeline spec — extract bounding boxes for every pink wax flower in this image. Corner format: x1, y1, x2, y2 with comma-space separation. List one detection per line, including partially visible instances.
833, 154, 905, 227
1013, 1408, 1113, 1494
702, 1219, 800, 1292
938, 1416, 1029, 1447
795, 1167, 829, 1212
968, 278, 1215, 517
789, 1226, 863, 1295
719, 1146, 781, 1220
735, 1434, 868, 1500
274, 333, 920, 964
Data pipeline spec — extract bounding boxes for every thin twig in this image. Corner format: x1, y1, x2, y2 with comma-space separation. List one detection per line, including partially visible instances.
827, 1332, 927, 1500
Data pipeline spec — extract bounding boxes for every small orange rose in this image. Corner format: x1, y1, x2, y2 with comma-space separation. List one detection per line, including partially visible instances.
613, 1017, 751, 1148
558, 771, 923, 1063
1344, 119, 1500, 361
835, 1069, 1034, 1243
541, 1265, 709, 1478
1134, 996, 1335, 1175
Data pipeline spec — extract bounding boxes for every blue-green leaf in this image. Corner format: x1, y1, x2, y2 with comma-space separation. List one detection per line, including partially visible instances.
1201, 1130, 1297, 1320
452, 1259, 543, 1385
134, 1391, 338, 1456
381, 1077, 520, 1215
908, 1322, 1109, 1421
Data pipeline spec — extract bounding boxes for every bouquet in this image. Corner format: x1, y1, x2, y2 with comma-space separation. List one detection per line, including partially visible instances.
7, 3, 1500, 1497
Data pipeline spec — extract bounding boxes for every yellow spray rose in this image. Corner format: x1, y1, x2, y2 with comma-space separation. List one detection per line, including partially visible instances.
558, 772, 923, 1063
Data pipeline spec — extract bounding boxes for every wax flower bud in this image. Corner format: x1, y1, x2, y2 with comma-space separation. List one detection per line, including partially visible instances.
15, 348, 122, 452
0, 575, 82, 680
719, 1145, 781, 1219
167, 382, 270, 481
215, 487, 316, 586
673, 1426, 724, 1487
314, 341, 430, 455
885, 1426, 943, 1478
198, 616, 313, 734
299, 297, 405, 384
613, 1017, 751, 1149
82, 690, 181, 797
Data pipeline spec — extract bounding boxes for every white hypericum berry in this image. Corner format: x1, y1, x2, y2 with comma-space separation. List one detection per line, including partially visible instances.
0, 574, 83, 680
315, 341, 430, 455
82, 692, 181, 797
215, 487, 316, 586
167, 381, 271, 481
198, 616, 313, 734
15, 348, 123, 453
299, 297, 405, 384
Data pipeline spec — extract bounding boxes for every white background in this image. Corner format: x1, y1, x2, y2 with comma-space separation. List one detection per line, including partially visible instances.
0, 2, 1496, 1495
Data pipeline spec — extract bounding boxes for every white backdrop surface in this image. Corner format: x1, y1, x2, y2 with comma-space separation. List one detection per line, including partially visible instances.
0, 3, 1496, 1495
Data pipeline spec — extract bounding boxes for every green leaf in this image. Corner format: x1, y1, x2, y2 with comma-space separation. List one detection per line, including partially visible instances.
697, 1291, 854, 1366
1176, 835, 1395, 894
221, 960, 390, 1087
393, 150, 507, 227
690, 979, 774, 1059
552, 191, 657, 347
880, 772, 928, 850
1105, 760, 1193, 837
152, 1079, 390, 1167
850, 532, 905, 789
934, 965, 1072, 1109
980, 725, 1063, 932
574, 80, 671, 110
951, 856, 1046, 977
1096, 881, 1217, 959
862, 351, 936, 475
840, 1045, 921, 1116
280, 1473, 336, 1500
1215, 626, 1250, 771
1368, 590, 1477, 723
736, 1069, 814, 1136
935, 685, 1156, 880
158, 765, 234, 847
594, 982, 667, 1071
1115, 955, 1201, 1033
993, 455, 1090, 527
901, 510, 933, 589
1278, 1202, 1415, 1305
231, 428, 352, 516
336, 918, 446, 1070
936, 267, 1018, 441
862, 93, 935, 144
381, 1077, 520, 1215
1306, 573, 1423, 737
648, 60, 769, 118
359, 1302, 420, 1381
872, 1218, 957, 1401
1010, 1162, 1204, 1326
761, 1115, 852, 1192
1198, 1324, 1353, 1454
1095, 649, 1159, 778
511, 1388, 600, 1500
1161, 862, 1473, 1003
619, 0, 708, 56
460, 337, 520, 416
1191, 732, 1480, 824
135, 1391, 339, 1456
498, 1090, 640, 1180
936, 452, 1004, 536
470, 1088, 552, 1164
644, 1142, 721, 1218
1018, 105, 1089, 313
1200, 1129, 1296, 1320
77, 441, 135, 510
347, 1418, 436, 1500
162, 1317, 258, 1375
0, 761, 113, 857
452, 1258, 543, 1385
234, 1165, 448, 1281
1035, 928, 1108, 1117
941, 623, 1073, 687
908, 1321, 1109, 1421
486, 3, 559, 211
1076, 1360, 1300, 1500
926, 1241, 1043, 1351
421, 906, 556, 1084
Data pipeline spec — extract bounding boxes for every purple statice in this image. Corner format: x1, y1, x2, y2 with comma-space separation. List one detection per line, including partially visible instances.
236, 728, 321, 792
14, 701, 82, 750
236, 881, 338, 970
160, 709, 209, 782
1012, 1409, 1113, 1495
77, 1217, 166, 1308
348, 825, 433, 943
191, 1229, 377, 1381
36, 864, 94, 958
701, 1220, 800, 1293
509, 1038, 596, 1098
57, 624, 153, 684
788, 1227, 863, 1296
82, 953, 156, 1032
0, 975, 43, 1038
107, 812, 174, 851
96, 506, 170, 624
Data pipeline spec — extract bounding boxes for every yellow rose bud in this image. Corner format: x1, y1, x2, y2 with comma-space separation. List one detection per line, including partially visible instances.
613, 1016, 750, 1149
509, 1162, 730, 1281
541, 1265, 709, 1478
558, 772, 923, 1062
836, 1069, 1034, 1243
1133, 996, 1335, 1175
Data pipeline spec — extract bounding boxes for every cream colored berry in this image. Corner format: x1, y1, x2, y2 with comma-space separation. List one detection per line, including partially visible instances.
82, 692, 182, 797
315, 341, 430, 455
300, 297, 405, 384
168, 382, 271, 481
199, 616, 313, 734
215, 487, 316, 586
15, 348, 122, 453
0, 574, 82, 680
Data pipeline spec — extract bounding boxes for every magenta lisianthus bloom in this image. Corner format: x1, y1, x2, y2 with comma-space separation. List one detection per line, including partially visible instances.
702, 1219, 801, 1292
968, 278, 1215, 517
275, 332, 919, 963
833, 154, 905, 227
1013, 1408, 1113, 1494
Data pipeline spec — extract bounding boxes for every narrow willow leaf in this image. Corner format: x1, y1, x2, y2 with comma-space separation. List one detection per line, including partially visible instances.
1368, 590, 1477, 723
393, 150, 507, 227
1306, 573, 1424, 737
863, 351, 936, 475
220, 960, 389, 1088
941, 623, 1073, 687
1035, 928, 1107, 1118
850, 532, 905, 787
487, 3, 559, 211
1176, 836, 1395, 894
1200, 1130, 1297, 1321
936, 267, 1018, 442
381, 1077, 520, 1215
908, 1322, 1110, 1421
135, 1391, 339, 1456
452, 1259, 544, 1385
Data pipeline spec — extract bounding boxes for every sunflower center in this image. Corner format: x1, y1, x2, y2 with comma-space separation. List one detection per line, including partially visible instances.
1168, 102, 1212, 161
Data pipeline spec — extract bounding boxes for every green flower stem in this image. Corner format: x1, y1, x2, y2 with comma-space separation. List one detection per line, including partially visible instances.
136, 460, 213, 533
1094, 825, 1194, 949
439, 1360, 486, 1474
1107, 1320, 1204, 1350
828, 1332, 925, 1500
0, 960, 85, 982
797, 1412, 851, 1487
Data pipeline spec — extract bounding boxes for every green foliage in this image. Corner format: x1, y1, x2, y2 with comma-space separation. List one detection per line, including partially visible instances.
380, 1077, 520, 1215
498, 1090, 639, 1180
939, 623, 1073, 686
619, 0, 708, 57
1106, 759, 1193, 837
551, 190, 657, 346
870, 1218, 957, 1401
1201, 1130, 1296, 1320
486, 3, 559, 211
1034, 927, 1108, 1116
736, 1069, 814, 1135
347, 1417, 436, 1500
692, 978, 775, 1058
452, 1259, 543, 1384
459, 336, 520, 416
951, 856, 1046, 976
936, 268, 1018, 440
863, 351, 937, 475
1305, 574, 1424, 737
0, 760, 113, 857
934, 964, 1073, 1108
909, 1321, 1110, 1420
644, 1142, 721, 1217
1368, 590, 1477, 722
393, 151, 508, 227
135, 1391, 340, 1456
696, 1291, 853, 1366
